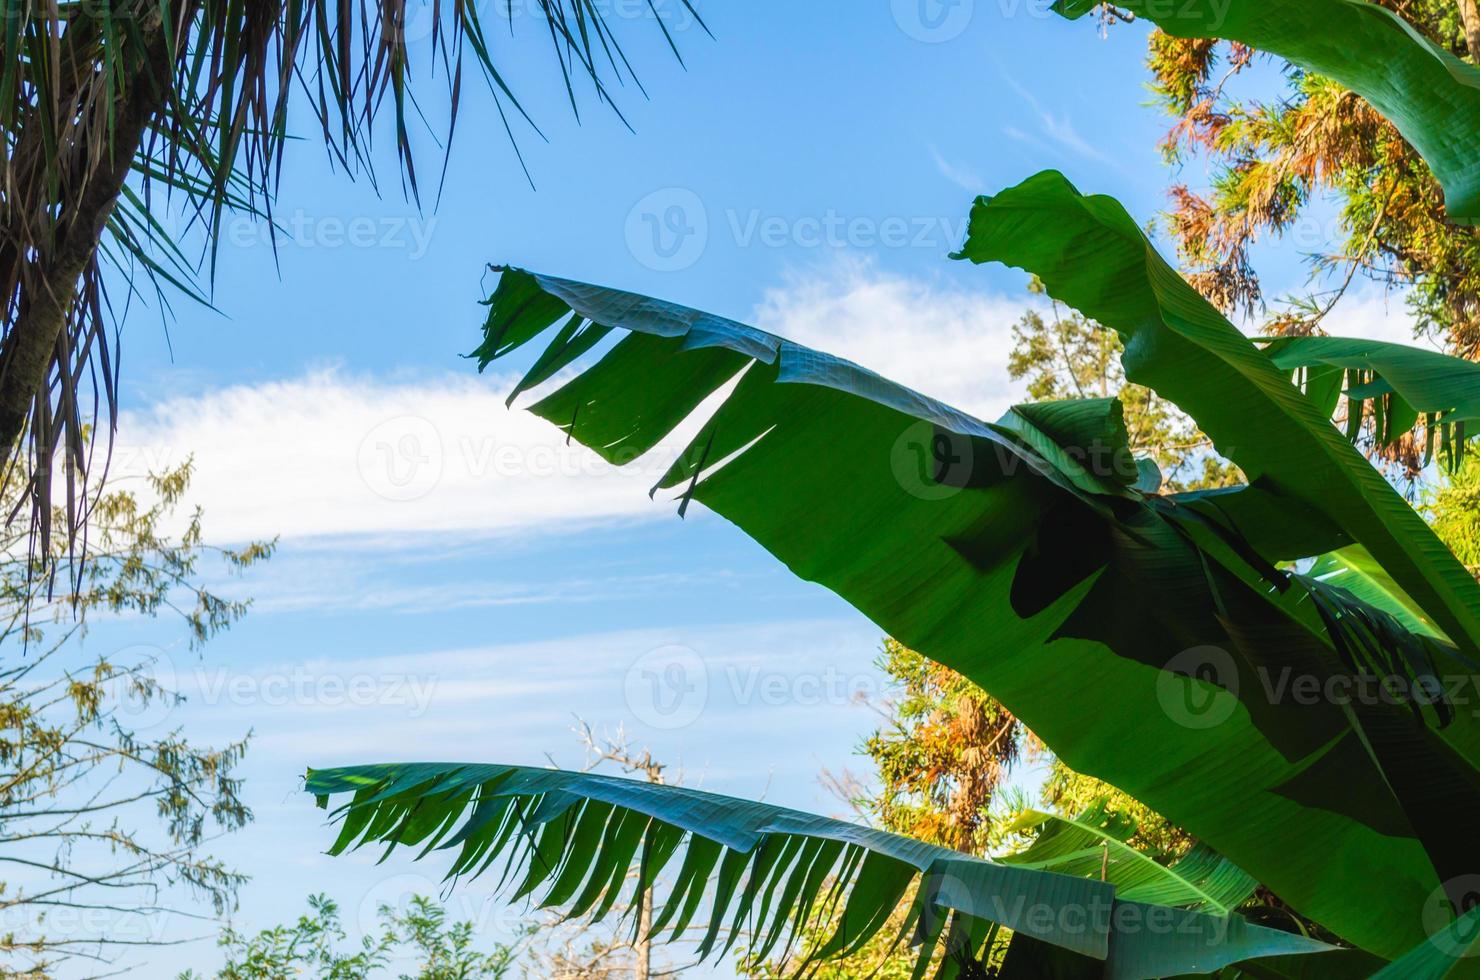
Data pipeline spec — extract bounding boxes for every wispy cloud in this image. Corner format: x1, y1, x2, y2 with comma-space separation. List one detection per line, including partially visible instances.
929, 145, 983, 192
174, 617, 886, 769
1000, 69, 1122, 170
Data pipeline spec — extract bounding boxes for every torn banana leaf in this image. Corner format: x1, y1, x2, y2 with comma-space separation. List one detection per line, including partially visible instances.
1000, 802, 1258, 915
1053, 0, 1480, 223
1307, 546, 1447, 641
953, 170, 1480, 665
473, 259, 1480, 958
1259, 335, 1480, 472
307, 763, 1334, 979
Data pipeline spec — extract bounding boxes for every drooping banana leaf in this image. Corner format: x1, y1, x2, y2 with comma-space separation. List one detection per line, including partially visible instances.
306, 763, 1334, 979
471, 259, 1480, 957
1000, 802, 1258, 915
1257, 336, 1480, 471
1052, 0, 1480, 223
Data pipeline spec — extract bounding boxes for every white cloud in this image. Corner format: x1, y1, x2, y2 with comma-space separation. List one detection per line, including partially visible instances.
172, 617, 885, 767
114, 268, 1033, 544
115, 370, 687, 544
753, 260, 1033, 421
1319, 284, 1438, 347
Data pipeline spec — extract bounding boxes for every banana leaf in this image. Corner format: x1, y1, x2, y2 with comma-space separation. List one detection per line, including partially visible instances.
471, 256, 1480, 957
307, 762, 1335, 979
1052, 0, 1480, 223
1001, 802, 1258, 914
1369, 904, 1480, 978
1307, 546, 1446, 640
1258, 336, 1480, 471
952, 170, 1480, 665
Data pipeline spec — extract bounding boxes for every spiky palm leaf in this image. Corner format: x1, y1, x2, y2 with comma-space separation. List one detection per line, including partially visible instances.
468, 224, 1480, 957
0, 0, 702, 565
307, 763, 1336, 979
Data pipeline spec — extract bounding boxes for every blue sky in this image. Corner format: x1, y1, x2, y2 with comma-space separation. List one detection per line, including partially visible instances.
50, 2, 1429, 975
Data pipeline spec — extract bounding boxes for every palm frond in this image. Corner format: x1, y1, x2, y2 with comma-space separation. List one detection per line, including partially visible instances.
0, 0, 703, 571
307, 762, 1335, 979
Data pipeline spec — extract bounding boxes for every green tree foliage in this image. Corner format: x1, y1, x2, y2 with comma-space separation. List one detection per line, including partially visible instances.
0, 461, 272, 977
183, 894, 515, 979
862, 640, 1024, 856
1427, 457, 1480, 577
1009, 278, 1242, 492
1143, 1, 1480, 363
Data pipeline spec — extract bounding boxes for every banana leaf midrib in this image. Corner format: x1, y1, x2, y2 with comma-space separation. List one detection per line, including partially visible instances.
1004, 809, 1250, 915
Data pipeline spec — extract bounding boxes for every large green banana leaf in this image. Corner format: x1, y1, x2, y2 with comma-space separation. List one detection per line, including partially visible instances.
1258, 336, 1480, 471
952, 174, 1480, 889
1000, 803, 1258, 915
952, 170, 1480, 664
471, 256, 1480, 957
306, 763, 1334, 979
1053, 0, 1480, 223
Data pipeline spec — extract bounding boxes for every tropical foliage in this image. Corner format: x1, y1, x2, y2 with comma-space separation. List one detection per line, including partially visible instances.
310, 213, 1480, 972
0, 0, 700, 558
308, 763, 1332, 977
430, 222, 1480, 960
860, 638, 1190, 862
305, 1, 1480, 976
